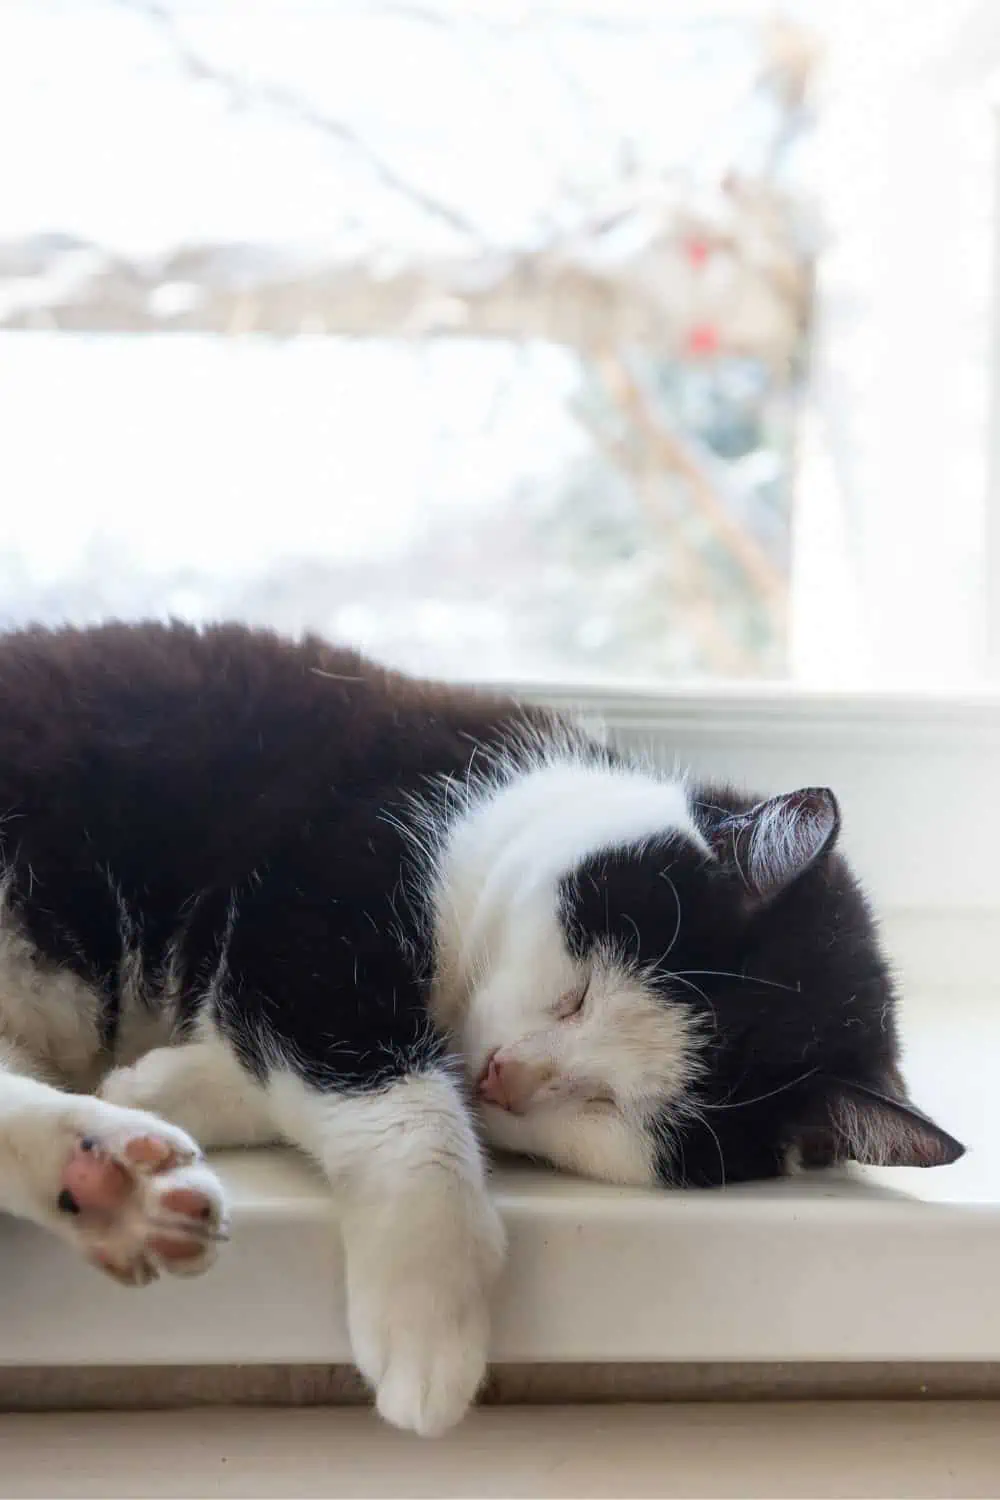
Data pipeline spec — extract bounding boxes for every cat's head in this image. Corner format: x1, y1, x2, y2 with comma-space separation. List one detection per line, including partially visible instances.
457, 775, 963, 1186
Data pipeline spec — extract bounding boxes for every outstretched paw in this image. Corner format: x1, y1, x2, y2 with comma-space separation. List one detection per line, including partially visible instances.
57, 1118, 228, 1286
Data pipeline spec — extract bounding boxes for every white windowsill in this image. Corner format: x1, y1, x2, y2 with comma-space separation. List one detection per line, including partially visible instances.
3, 1402, 1000, 1499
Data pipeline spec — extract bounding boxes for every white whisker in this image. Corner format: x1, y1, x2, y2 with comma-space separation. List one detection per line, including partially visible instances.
659, 969, 720, 1036
654, 869, 683, 971
701, 1065, 820, 1113
673, 968, 802, 995
622, 912, 642, 962
692, 1106, 727, 1187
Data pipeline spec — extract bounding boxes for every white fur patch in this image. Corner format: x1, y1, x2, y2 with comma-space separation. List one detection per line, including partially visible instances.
0, 873, 103, 1088
428, 754, 704, 1019
417, 747, 705, 1187
203, 892, 238, 1022
484, 1093, 657, 1185
102, 1035, 276, 1148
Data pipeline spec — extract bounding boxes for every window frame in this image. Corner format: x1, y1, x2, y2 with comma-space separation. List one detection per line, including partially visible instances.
789, 6, 1000, 689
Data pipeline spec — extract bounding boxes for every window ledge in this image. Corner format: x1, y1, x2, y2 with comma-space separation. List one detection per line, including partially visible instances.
489, 679, 1000, 742
2, 1402, 1000, 1499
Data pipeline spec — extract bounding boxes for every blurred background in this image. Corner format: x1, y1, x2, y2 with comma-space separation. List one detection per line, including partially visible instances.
1, 0, 996, 688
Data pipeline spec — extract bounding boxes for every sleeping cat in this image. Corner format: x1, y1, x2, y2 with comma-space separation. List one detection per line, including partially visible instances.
0, 621, 962, 1433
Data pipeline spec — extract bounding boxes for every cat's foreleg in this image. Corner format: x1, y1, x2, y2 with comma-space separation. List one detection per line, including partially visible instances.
268, 1064, 505, 1437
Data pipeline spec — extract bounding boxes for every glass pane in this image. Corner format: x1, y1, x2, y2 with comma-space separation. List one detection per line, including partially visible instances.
0, 1, 815, 682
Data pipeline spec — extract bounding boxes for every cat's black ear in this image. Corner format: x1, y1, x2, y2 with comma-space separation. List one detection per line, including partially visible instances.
712, 787, 839, 905
818, 1080, 965, 1168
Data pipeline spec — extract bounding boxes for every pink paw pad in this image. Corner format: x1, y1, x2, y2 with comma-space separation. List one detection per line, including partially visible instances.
150, 1186, 218, 1262
58, 1138, 132, 1217
122, 1135, 178, 1171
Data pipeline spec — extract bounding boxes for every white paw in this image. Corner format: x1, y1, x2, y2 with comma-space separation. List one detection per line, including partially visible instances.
370, 1295, 491, 1438
56, 1105, 229, 1286
346, 1197, 504, 1437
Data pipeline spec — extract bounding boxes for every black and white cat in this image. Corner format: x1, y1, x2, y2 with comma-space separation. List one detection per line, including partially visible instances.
0, 622, 962, 1433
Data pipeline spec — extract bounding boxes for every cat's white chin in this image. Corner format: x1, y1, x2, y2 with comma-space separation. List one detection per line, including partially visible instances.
478, 1098, 658, 1188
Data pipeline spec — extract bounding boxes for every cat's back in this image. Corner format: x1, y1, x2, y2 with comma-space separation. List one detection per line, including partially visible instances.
0, 621, 527, 876
0, 619, 398, 773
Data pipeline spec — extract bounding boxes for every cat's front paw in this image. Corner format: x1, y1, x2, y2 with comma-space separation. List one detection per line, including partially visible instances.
354, 1280, 492, 1437
346, 1195, 504, 1436
57, 1110, 229, 1285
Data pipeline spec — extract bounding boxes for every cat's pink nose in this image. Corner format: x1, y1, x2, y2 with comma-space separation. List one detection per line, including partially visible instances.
478, 1055, 551, 1114
479, 1056, 512, 1110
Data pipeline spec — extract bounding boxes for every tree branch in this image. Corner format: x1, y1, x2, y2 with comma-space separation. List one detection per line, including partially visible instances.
592, 350, 787, 622
115, 0, 484, 243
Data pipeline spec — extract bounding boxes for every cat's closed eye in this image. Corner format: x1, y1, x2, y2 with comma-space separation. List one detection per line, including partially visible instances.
553, 980, 590, 1021
583, 1091, 616, 1111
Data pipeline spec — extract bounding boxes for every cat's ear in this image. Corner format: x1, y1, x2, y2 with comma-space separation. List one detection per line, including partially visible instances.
712, 787, 840, 905
801, 1080, 965, 1169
